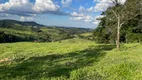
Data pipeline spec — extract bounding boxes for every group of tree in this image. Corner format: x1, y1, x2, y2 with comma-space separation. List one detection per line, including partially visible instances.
93, 0, 142, 49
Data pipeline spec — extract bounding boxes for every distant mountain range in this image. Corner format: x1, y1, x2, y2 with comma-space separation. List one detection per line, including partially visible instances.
0, 20, 44, 27
0, 19, 92, 43
0, 19, 92, 29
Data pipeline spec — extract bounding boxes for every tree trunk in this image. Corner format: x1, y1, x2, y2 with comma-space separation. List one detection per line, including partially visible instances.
125, 34, 128, 44
116, 16, 120, 49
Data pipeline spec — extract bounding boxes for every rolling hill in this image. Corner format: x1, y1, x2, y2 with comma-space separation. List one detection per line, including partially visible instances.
0, 19, 92, 43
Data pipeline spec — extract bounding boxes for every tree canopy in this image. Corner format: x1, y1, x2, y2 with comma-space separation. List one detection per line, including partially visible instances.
93, 0, 142, 45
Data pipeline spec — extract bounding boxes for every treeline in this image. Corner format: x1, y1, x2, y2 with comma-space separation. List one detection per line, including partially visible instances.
93, 0, 142, 44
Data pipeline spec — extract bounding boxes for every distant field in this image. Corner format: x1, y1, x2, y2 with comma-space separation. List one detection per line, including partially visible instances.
0, 38, 142, 80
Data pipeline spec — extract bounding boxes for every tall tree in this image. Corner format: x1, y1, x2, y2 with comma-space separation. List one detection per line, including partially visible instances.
107, 0, 141, 49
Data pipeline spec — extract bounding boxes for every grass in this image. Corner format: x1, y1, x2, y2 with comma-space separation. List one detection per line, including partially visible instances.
80, 32, 92, 37
0, 38, 142, 80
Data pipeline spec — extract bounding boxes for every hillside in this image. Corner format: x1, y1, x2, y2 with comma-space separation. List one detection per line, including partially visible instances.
0, 38, 142, 80
0, 20, 44, 27
0, 20, 91, 43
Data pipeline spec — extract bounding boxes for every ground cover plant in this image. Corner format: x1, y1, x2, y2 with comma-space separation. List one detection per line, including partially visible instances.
0, 38, 142, 80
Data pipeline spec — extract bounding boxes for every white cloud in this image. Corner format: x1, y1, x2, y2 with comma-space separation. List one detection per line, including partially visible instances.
26, 17, 34, 21
70, 12, 93, 23
0, 0, 33, 12
94, 0, 126, 4
92, 20, 100, 25
71, 0, 126, 26
78, 0, 123, 13
70, 14, 104, 26
33, 0, 60, 13
0, 0, 61, 16
87, 7, 93, 12
94, 0, 126, 12
61, 0, 72, 7
71, 12, 84, 17
73, 0, 126, 25
79, 6, 94, 13
94, 2, 112, 12
20, 16, 25, 21
79, 6, 85, 12
20, 16, 34, 21
70, 17, 83, 20
94, 15, 105, 20
70, 11, 105, 25
92, 15, 104, 25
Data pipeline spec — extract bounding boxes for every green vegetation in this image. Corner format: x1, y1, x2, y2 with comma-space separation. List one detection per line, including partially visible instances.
0, 20, 91, 43
93, 0, 142, 45
0, 38, 142, 80
0, 1, 141, 79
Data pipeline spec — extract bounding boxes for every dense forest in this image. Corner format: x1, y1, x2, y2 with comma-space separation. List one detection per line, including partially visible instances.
0, 20, 91, 43
93, 0, 142, 45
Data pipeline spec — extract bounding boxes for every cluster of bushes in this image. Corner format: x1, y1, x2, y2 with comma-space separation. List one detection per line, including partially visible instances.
0, 31, 35, 43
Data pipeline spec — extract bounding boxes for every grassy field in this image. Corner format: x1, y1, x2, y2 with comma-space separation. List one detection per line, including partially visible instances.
0, 38, 142, 80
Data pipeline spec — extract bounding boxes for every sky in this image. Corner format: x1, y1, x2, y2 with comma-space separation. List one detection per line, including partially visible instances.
0, 0, 126, 28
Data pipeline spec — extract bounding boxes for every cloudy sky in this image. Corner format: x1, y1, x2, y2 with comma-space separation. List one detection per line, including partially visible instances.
0, 0, 126, 28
